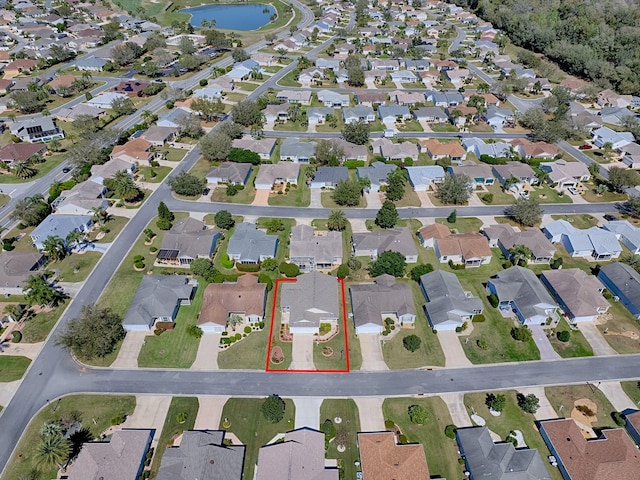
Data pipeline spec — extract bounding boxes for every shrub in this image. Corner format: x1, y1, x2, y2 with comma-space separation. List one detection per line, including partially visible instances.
550, 257, 564, 269
612, 411, 627, 426
408, 404, 428, 424
150, 246, 157, 253
236, 262, 260, 272
11, 330, 22, 343
261, 394, 286, 423
110, 415, 124, 425
502, 260, 512, 268
166, 101, 174, 109
261, 258, 278, 271
557, 330, 571, 342
398, 434, 408, 444
186, 325, 203, 338
134, 260, 145, 269
384, 420, 395, 429
321, 418, 336, 439
258, 273, 273, 291
279, 262, 300, 277
482, 193, 494, 203
410, 263, 434, 282
477, 338, 489, 350
511, 326, 532, 342
602, 289, 614, 300
227, 184, 241, 196
336, 264, 349, 278
176, 412, 188, 423
244, 326, 252, 334
221, 253, 234, 269
472, 314, 485, 322
517, 393, 540, 413
403, 334, 421, 352
199, 78, 208, 86
153, 329, 163, 336
448, 259, 466, 270
447, 209, 457, 223
133, 255, 144, 262
444, 424, 457, 439
485, 393, 506, 412
488, 294, 499, 308
347, 258, 362, 270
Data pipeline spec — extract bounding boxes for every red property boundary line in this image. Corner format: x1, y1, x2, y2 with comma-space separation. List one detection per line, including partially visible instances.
265, 277, 350, 373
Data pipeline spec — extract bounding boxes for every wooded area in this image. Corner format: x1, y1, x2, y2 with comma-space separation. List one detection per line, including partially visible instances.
451, 0, 640, 95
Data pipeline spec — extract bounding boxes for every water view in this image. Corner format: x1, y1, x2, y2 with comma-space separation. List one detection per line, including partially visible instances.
181, 3, 276, 31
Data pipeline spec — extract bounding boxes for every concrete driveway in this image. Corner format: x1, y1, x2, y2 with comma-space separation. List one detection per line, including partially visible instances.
290, 333, 315, 370
530, 325, 561, 361
112, 332, 148, 368
364, 191, 382, 209
191, 333, 221, 370
252, 189, 270, 206
438, 331, 472, 367
416, 191, 434, 207
440, 393, 472, 427
350, 218, 369, 233
194, 396, 229, 430
123, 395, 172, 448
354, 397, 385, 432
597, 382, 636, 411
359, 334, 388, 371
292, 397, 322, 429
310, 187, 322, 207
579, 323, 617, 356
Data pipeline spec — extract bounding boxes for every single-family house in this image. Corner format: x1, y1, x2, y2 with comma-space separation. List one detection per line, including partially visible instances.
156, 107, 191, 129
30, 214, 93, 251
110, 137, 156, 164
539, 160, 590, 189
332, 139, 367, 161
206, 162, 252, 186
402, 59, 430, 71
598, 106, 636, 127
597, 89, 633, 108
492, 162, 538, 186
256, 428, 338, 480
255, 163, 300, 189
232, 137, 276, 160
316, 59, 341, 72
350, 275, 416, 334
279, 138, 316, 163
540, 269, 609, 323
54, 181, 108, 216
425, 90, 464, 107
0, 251, 46, 295
74, 56, 107, 71
141, 126, 178, 147
157, 430, 245, 480
484, 224, 555, 263
597, 262, 640, 319
413, 106, 448, 123
463, 138, 511, 159
46, 74, 77, 94
290, 225, 342, 272
621, 143, 640, 169
306, 106, 334, 125
487, 266, 559, 325
406, 165, 445, 191
539, 419, 640, 480
227, 223, 278, 264
356, 161, 397, 192
369, 58, 399, 71
354, 92, 387, 106
358, 432, 429, 478
378, 104, 411, 122
592, 126, 635, 150
310, 166, 348, 189
419, 139, 466, 162
90, 158, 136, 185
228, 59, 263, 80
198, 275, 266, 334
544, 220, 622, 261
263, 104, 290, 123
420, 270, 484, 331
429, 231, 492, 266
457, 427, 551, 480
316, 89, 349, 107
624, 411, 640, 447
3, 58, 37, 78
298, 67, 325, 84
604, 220, 640, 254
275, 89, 312, 105
0, 142, 46, 165
352, 228, 418, 263
112, 80, 149, 96
122, 275, 197, 331
510, 139, 558, 159
448, 163, 494, 186
484, 106, 515, 127
342, 105, 376, 124
68, 430, 153, 480
8, 116, 64, 143
372, 138, 419, 161
393, 90, 425, 106
156, 218, 220, 266
280, 272, 339, 335
85, 91, 129, 109
55, 104, 106, 123
389, 70, 417, 83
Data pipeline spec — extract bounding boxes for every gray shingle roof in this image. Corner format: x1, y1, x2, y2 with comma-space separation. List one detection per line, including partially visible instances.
420, 270, 483, 326
227, 223, 278, 263
350, 275, 416, 328
352, 227, 418, 259
206, 162, 252, 184
488, 266, 557, 320
598, 262, 640, 311
280, 138, 316, 159
289, 225, 342, 266
356, 161, 397, 186
280, 272, 339, 330
312, 167, 349, 185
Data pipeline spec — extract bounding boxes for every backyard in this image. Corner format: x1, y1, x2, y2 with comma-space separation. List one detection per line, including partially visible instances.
320, 399, 361, 480
219, 397, 295, 480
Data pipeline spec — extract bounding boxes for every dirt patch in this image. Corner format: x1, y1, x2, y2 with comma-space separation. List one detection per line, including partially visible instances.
570, 398, 598, 433
271, 346, 284, 364
604, 330, 639, 340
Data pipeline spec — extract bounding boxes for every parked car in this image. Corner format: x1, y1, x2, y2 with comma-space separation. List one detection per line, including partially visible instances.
519, 191, 529, 199
578, 144, 593, 150
567, 187, 579, 195
604, 214, 619, 221
202, 187, 210, 196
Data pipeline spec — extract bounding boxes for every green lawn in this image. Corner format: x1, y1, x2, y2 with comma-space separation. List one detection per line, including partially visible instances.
320, 399, 361, 479
162, 147, 188, 162
529, 184, 572, 204
219, 397, 295, 480
256, 217, 295, 264
3, 395, 136, 480
189, 156, 212, 180
267, 290, 293, 371
52, 251, 102, 283
277, 70, 302, 87
137, 280, 205, 368
0, 193, 9, 207
0, 355, 31, 382
545, 384, 618, 429
464, 391, 563, 480
397, 119, 424, 132
150, 397, 199, 477
435, 216, 483, 233
321, 191, 367, 208
210, 170, 258, 204
235, 82, 259, 91
5, 225, 36, 252
313, 319, 348, 371
267, 181, 310, 207
382, 397, 461, 480
597, 300, 640, 354
21, 303, 66, 343
480, 184, 516, 205
218, 325, 269, 369
273, 120, 308, 132
550, 214, 598, 230
136, 165, 172, 183
547, 318, 594, 358
621, 381, 640, 406
380, 280, 446, 368
389, 182, 421, 207
431, 123, 458, 132
90, 216, 129, 243
0, 154, 66, 184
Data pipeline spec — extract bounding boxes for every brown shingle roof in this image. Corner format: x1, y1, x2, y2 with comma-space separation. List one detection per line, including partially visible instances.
199, 275, 266, 327
418, 223, 451, 241
358, 432, 429, 480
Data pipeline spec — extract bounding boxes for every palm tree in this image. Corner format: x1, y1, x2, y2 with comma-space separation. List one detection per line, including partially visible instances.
227, 314, 242, 331
601, 141, 614, 162
12, 160, 37, 179
40, 421, 62, 438
49, 139, 62, 152
65, 230, 85, 250
111, 170, 140, 201
327, 209, 348, 231
141, 110, 153, 126
509, 244, 532, 266
91, 207, 112, 226
621, 253, 640, 273
43, 235, 66, 262
35, 434, 70, 471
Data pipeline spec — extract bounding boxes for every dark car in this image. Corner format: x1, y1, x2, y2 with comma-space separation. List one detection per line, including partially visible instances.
604, 214, 619, 222
202, 187, 211, 196
62, 167, 71, 173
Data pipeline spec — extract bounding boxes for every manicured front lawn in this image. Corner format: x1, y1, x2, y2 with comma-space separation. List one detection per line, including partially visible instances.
597, 300, 640, 354
529, 184, 572, 204
267, 181, 310, 207
321, 191, 367, 208
162, 147, 188, 162
52, 251, 102, 283
621, 381, 640, 405
218, 325, 269, 369
137, 280, 206, 368
267, 293, 293, 371
3, 395, 136, 480
277, 70, 301, 87
21, 303, 66, 343
396, 119, 424, 132
435, 216, 483, 233
189, 155, 212, 180
150, 397, 199, 477
0, 355, 31, 382
313, 321, 348, 371
90, 216, 129, 243
136, 165, 172, 183
381, 280, 446, 368
464, 391, 563, 480
219, 397, 295, 480
0, 154, 66, 184
235, 81, 259, 91
382, 397, 461, 480
548, 318, 594, 358
210, 170, 257, 204
480, 184, 516, 205
430, 123, 458, 132
545, 385, 618, 429
550, 214, 598, 230
389, 182, 421, 207
320, 399, 361, 480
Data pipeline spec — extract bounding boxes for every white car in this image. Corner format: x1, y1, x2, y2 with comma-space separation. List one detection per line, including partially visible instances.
567, 187, 579, 195
519, 191, 529, 199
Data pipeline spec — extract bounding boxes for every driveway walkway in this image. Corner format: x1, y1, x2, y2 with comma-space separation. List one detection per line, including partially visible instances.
112, 332, 148, 368
364, 191, 382, 209
359, 334, 388, 371
350, 218, 369, 233
416, 191, 434, 207
290, 333, 315, 370
292, 397, 322, 429
579, 323, 617, 356
438, 331, 472, 367
441, 392, 472, 427
0, 342, 43, 359
516, 387, 558, 421
191, 333, 221, 370
252, 189, 270, 206
194, 396, 229, 430
530, 325, 561, 360
310, 187, 322, 207
354, 397, 385, 432
597, 382, 636, 411
124, 395, 172, 448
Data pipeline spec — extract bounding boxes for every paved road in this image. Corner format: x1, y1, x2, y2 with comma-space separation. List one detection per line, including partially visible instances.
262, 130, 529, 139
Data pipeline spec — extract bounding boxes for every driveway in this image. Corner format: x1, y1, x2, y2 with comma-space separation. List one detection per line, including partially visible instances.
359, 334, 388, 371
292, 397, 322, 429
112, 332, 148, 368
364, 191, 382, 209
440, 393, 472, 427
191, 333, 221, 370
310, 187, 322, 207
516, 387, 558, 420
579, 323, 617, 356
438, 331, 472, 367
597, 382, 636, 411
252, 189, 270, 206
530, 325, 561, 361
194, 396, 229, 430
354, 397, 385, 432
122, 395, 172, 449
290, 333, 315, 370
350, 218, 369, 233
416, 191, 434, 207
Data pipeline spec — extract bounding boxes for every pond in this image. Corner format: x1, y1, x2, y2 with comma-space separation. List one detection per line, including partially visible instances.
181, 3, 276, 31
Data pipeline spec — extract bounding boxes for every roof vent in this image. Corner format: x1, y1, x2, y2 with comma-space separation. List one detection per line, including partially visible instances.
210, 459, 215, 464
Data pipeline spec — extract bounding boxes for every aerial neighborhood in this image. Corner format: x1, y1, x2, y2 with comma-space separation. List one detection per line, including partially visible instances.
0, 0, 640, 479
